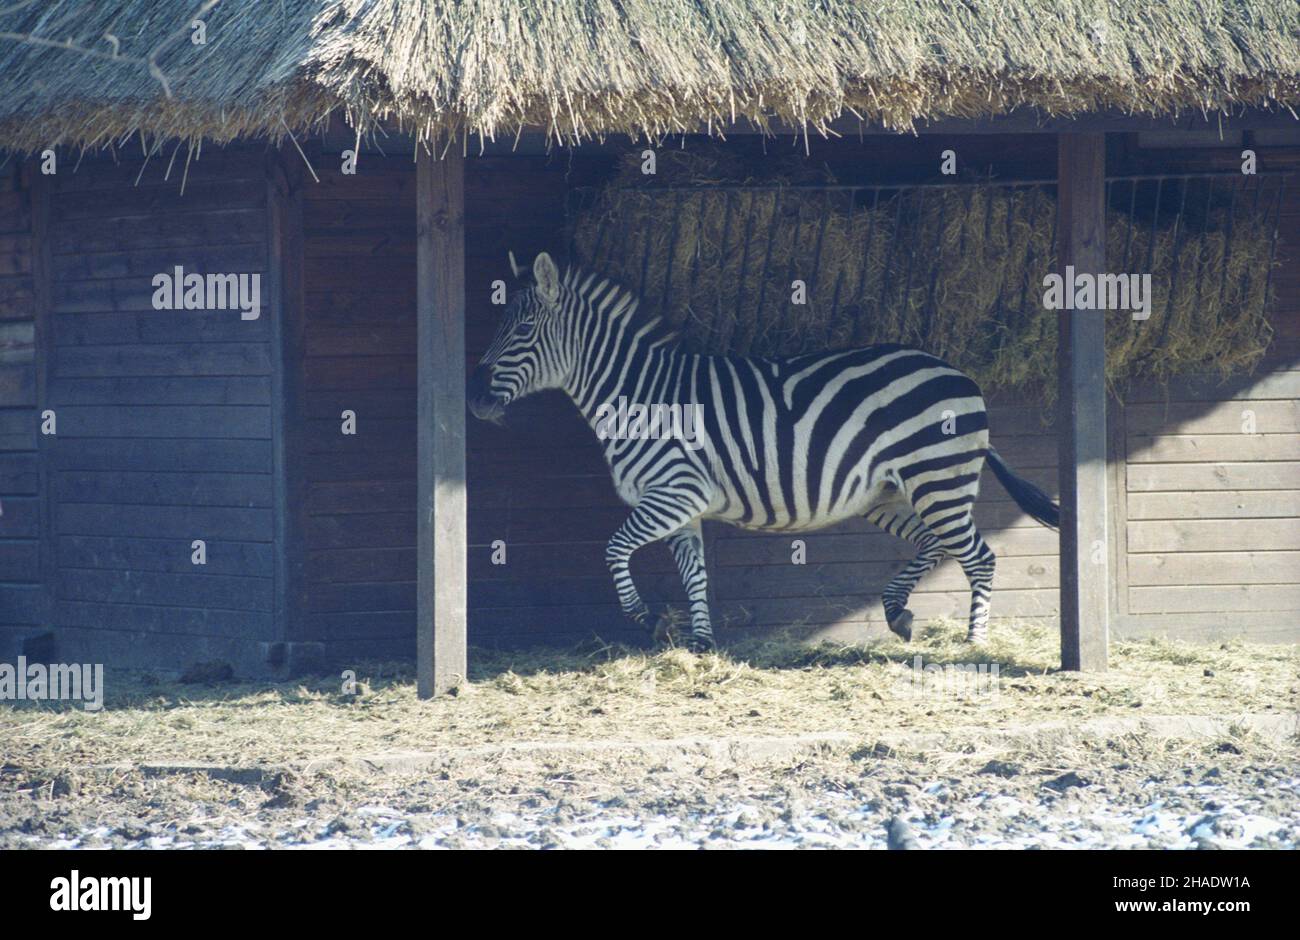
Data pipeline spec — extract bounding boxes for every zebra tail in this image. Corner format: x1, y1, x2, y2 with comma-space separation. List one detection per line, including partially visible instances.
985, 446, 1060, 529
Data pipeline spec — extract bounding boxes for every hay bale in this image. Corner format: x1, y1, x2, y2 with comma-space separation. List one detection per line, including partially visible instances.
570, 152, 1275, 400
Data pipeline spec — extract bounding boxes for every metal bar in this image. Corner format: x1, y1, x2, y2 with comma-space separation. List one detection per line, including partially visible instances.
808, 188, 833, 300
1142, 177, 1163, 277
1120, 178, 1138, 273
659, 189, 684, 313
897, 187, 924, 338
714, 190, 736, 346
852, 188, 881, 344
1217, 177, 1238, 311
733, 191, 758, 351
1262, 175, 1288, 318
781, 196, 808, 348
754, 188, 784, 337
876, 189, 905, 333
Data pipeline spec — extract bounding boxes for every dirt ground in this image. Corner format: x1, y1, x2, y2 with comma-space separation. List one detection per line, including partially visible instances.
2, 621, 1297, 849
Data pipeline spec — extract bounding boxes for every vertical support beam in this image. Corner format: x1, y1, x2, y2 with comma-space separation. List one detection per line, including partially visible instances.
267, 149, 306, 663
416, 146, 467, 697
27, 162, 54, 633
1056, 133, 1109, 671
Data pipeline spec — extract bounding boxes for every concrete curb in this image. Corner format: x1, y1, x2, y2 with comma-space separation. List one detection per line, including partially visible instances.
90, 712, 1299, 784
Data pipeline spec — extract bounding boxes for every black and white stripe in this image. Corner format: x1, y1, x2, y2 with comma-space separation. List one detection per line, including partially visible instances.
469, 253, 1060, 650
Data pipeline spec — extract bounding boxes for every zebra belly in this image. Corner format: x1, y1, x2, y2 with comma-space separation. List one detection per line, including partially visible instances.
703, 474, 894, 533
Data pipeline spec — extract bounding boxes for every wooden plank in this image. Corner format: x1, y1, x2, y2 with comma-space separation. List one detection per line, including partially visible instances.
1128, 519, 1300, 552
1127, 461, 1300, 492
0, 540, 39, 581
53, 376, 271, 405
49, 405, 271, 439
49, 243, 265, 282
1112, 612, 1300, 644
54, 343, 272, 377
58, 535, 275, 576
1129, 551, 1300, 586
0, 496, 39, 537
57, 568, 274, 612
0, 449, 38, 492
50, 209, 263, 254
0, 408, 36, 451
0, 583, 43, 623
50, 181, 263, 222
416, 148, 467, 698
0, 233, 32, 277
1128, 490, 1300, 520
54, 600, 273, 638
1129, 584, 1300, 615
0, 191, 32, 235
1126, 400, 1300, 435
1128, 434, 1300, 463
0, 278, 34, 320
53, 503, 273, 541
1123, 370, 1300, 403
0, 363, 35, 405
0, 321, 34, 364
53, 470, 273, 508
49, 439, 272, 474
1056, 132, 1109, 671
52, 149, 266, 192
54, 309, 271, 345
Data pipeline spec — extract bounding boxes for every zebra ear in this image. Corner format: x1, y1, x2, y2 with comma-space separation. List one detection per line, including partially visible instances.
533, 252, 560, 303
507, 251, 523, 279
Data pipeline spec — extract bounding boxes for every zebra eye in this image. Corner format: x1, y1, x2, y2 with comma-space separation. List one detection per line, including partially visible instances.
514, 320, 534, 337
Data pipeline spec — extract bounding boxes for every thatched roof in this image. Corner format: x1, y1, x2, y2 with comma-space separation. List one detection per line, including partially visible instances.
0, 1, 1297, 151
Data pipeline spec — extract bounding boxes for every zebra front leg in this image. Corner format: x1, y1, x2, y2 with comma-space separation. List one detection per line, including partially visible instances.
605, 487, 710, 643
665, 520, 714, 652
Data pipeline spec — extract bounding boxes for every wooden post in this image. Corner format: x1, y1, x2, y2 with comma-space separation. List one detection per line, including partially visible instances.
416, 146, 467, 697
1056, 133, 1109, 671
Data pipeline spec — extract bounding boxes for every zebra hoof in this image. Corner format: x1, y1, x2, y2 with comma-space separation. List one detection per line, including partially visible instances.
687, 634, 715, 654
651, 613, 676, 645
964, 630, 988, 645
886, 609, 914, 642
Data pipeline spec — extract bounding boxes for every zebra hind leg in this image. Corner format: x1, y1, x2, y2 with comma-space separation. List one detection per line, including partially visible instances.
665, 521, 714, 652
912, 503, 996, 643
866, 503, 944, 641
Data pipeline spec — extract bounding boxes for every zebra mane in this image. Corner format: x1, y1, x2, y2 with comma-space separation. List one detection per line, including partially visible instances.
562, 264, 682, 347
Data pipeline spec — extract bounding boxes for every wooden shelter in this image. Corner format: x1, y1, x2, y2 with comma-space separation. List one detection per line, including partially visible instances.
0, 2, 1297, 693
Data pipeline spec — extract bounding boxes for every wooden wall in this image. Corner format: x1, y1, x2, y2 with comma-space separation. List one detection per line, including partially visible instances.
2, 131, 1295, 671
0, 161, 41, 652
283, 134, 1300, 656
293, 157, 417, 661
14, 149, 280, 671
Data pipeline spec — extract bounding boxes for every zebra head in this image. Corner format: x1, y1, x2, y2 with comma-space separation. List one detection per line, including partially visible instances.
468, 251, 570, 423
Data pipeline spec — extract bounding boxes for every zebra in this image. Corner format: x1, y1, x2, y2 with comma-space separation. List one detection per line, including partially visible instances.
468, 252, 1060, 652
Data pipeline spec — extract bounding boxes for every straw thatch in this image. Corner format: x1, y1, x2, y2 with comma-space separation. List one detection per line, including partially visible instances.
570, 150, 1275, 399
0, 1, 1297, 152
